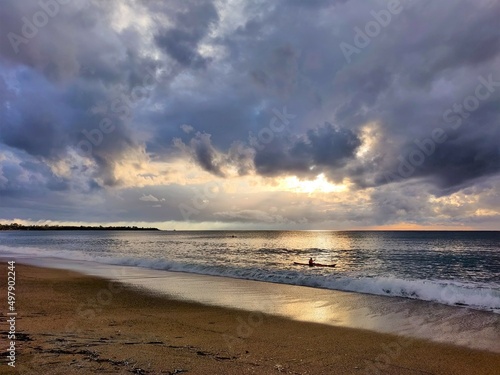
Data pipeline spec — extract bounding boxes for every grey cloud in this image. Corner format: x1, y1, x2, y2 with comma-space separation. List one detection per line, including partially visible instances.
417, 135, 500, 193
189, 132, 225, 177
153, 0, 218, 69
214, 210, 285, 224
175, 133, 254, 177
286, 0, 347, 8
0, 0, 176, 188
0, 74, 68, 159
255, 123, 361, 177
173, 132, 214, 174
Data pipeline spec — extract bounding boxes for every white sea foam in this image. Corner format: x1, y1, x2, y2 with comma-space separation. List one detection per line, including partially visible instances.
2, 244, 499, 313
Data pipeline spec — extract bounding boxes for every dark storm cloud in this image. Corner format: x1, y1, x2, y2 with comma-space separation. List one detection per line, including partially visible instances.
188, 132, 225, 177
0, 0, 173, 187
149, 90, 261, 152
0, 151, 70, 201
153, 0, 218, 69
254, 123, 361, 177
371, 69, 500, 192
0, 0, 106, 81
321, 0, 500, 192
0, 69, 69, 158
406, 132, 500, 194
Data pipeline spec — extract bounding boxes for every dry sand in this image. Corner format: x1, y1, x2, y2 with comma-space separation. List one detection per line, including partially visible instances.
1, 264, 499, 374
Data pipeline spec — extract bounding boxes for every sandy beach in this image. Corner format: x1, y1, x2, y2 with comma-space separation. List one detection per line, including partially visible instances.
1, 264, 499, 375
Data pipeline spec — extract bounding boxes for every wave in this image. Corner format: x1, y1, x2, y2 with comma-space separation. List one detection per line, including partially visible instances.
2, 245, 499, 313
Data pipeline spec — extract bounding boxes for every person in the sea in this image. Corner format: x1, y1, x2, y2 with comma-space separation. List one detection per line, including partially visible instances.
309, 257, 315, 267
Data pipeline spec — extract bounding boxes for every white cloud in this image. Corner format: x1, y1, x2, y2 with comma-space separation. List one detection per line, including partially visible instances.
139, 194, 159, 202
181, 124, 194, 134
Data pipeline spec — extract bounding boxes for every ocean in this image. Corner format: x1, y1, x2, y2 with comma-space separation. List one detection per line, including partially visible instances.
1, 230, 499, 313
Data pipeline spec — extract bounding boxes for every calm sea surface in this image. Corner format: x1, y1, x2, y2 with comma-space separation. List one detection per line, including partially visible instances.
1, 230, 499, 312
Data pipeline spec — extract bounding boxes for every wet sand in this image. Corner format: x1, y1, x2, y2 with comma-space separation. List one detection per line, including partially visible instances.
1, 264, 499, 374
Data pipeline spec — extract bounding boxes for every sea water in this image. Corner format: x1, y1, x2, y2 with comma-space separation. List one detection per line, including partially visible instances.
1, 230, 499, 313
1, 230, 499, 352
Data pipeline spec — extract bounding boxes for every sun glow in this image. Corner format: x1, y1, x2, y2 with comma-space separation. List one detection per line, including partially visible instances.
280, 173, 347, 194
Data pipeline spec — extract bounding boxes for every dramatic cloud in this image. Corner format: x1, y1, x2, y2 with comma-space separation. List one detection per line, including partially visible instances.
0, 0, 499, 229
154, 0, 219, 69
254, 123, 361, 178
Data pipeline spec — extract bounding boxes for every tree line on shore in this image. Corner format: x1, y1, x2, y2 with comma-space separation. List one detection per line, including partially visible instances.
0, 223, 160, 231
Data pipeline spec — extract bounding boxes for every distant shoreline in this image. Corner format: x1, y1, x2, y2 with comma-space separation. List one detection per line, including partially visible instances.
0, 226, 498, 232
0, 224, 160, 231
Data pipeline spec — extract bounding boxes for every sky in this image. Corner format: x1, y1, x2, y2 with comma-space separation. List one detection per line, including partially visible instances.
0, 0, 499, 230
